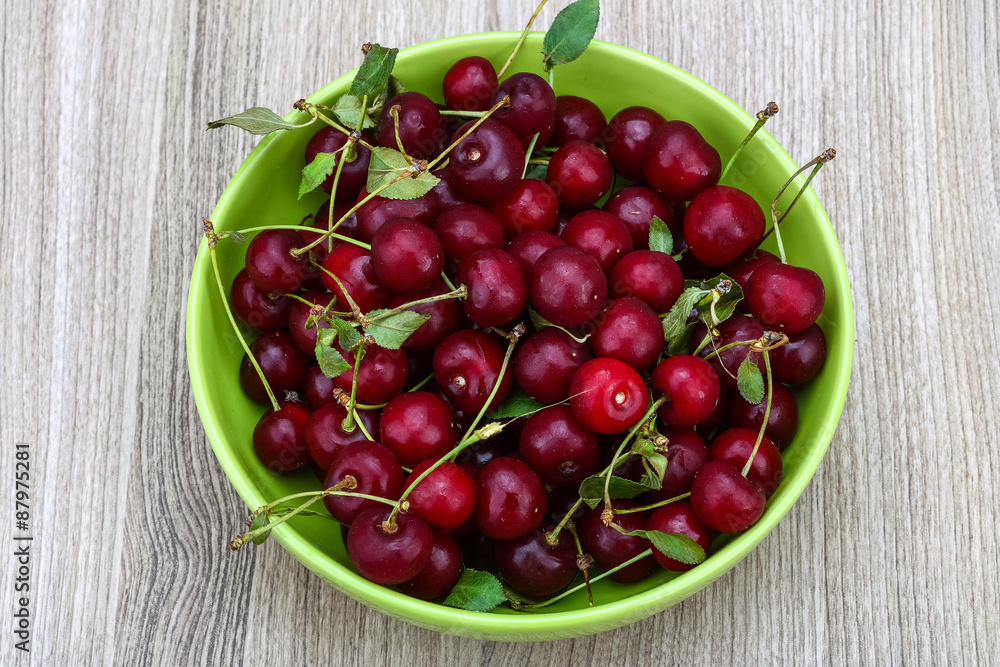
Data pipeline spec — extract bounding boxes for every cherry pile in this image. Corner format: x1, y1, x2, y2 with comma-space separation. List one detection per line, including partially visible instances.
209, 4, 835, 612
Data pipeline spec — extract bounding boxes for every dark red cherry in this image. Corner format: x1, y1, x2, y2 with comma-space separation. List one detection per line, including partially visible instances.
323, 441, 404, 525
647, 501, 713, 571
320, 243, 390, 313
770, 323, 827, 384
305, 403, 380, 470
230, 268, 291, 331
331, 343, 408, 406
456, 435, 517, 471
448, 118, 525, 203
370, 218, 444, 294
475, 457, 547, 540
314, 198, 362, 242
643, 121, 721, 202
529, 246, 607, 327
729, 381, 799, 448
430, 168, 471, 209
693, 316, 766, 389
513, 327, 593, 404
397, 533, 464, 599
549, 95, 607, 147
432, 204, 505, 261
346, 506, 433, 585
443, 56, 498, 112
304, 127, 373, 197
645, 428, 712, 501
244, 229, 312, 294
379, 391, 456, 467
604, 106, 666, 182
491, 72, 557, 137
546, 140, 613, 209
604, 185, 677, 249
489, 178, 559, 240
495, 525, 576, 597
690, 460, 765, 533
578, 499, 656, 583
746, 263, 826, 335
709, 428, 783, 497
303, 362, 339, 409
404, 460, 476, 532
377, 92, 446, 160
505, 230, 565, 277
287, 291, 337, 355
683, 185, 766, 265
569, 358, 649, 434
456, 531, 498, 572
386, 279, 466, 351
519, 405, 599, 487
253, 401, 311, 471
355, 186, 439, 241
589, 298, 663, 371
433, 330, 513, 414
723, 249, 780, 306
240, 330, 308, 402
561, 209, 634, 276
695, 386, 730, 440
651, 355, 722, 427
609, 250, 683, 314
457, 248, 528, 327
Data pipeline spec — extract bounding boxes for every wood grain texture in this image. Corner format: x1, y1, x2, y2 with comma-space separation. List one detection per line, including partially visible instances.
1, 0, 998, 664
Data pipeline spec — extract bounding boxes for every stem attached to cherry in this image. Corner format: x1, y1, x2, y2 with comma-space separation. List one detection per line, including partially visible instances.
511, 548, 656, 610
498, 0, 551, 79
743, 349, 774, 478
426, 95, 512, 172
720, 102, 778, 182
760, 148, 837, 261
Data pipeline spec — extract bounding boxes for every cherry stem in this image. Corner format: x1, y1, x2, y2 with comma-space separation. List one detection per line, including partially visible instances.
440, 271, 458, 291
547, 67, 555, 90
459, 323, 525, 445
283, 292, 347, 318
601, 398, 667, 521
498, 0, 550, 79
742, 351, 773, 478
426, 95, 511, 172
700, 338, 756, 363
389, 105, 413, 165
511, 548, 656, 610
546, 498, 584, 545
407, 373, 434, 393
440, 109, 489, 117
325, 161, 348, 254
760, 148, 837, 260
527, 158, 550, 166
522, 132, 540, 178
341, 344, 366, 432
231, 224, 371, 251
203, 222, 280, 412
615, 492, 691, 515
720, 102, 778, 182
371, 286, 468, 323
312, 260, 364, 319
691, 331, 714, 357
303, 102, 375, 151
567, 524, 594, 607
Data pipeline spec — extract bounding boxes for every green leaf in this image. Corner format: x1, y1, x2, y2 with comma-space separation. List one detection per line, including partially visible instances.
667, 321, 698, 356
329, 95, 378, 130
442, 569, 506, 612
737, 354, 765, 404
632, 438, 667, 490
578, 473, 651, 509
315, 329, 351, 378
366, 147, 441, 201
523, 162, 549, 181
387, 75, 408, 96
690, 273, 743, 327
329, 317, 361, 351
227, 230, 247, 244
648, 215, 673, 255
365, 310, 430, 350
486, 388, 545, 419
248, 513, 271, 545
206, 107, 300, 135
299, 151, 342, 199
643, 530, 706, 566
349, 44, 399, 98
661, 287, 709, 339
542, 0, 601, 70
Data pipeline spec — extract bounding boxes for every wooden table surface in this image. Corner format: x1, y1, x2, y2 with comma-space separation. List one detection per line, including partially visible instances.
2, 0, 998, 664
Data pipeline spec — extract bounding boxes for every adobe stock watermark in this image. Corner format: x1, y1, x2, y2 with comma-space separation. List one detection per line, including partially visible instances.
13, 442, 32, 653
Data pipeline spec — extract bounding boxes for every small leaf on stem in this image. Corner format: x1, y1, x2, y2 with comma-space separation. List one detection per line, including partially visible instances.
578, 473, 650, 508
349, 44, 399, 99
366, 147, 441, 200
329, 95, 379, 130
542, 0, 601, 70
329, 316, 361, 351
648, 215, 673, 255
486, 388, 545, 419
737, 354, 765, 404
248, 513, 272, 545
206, 107, 301, 135
642, 530, 706, 565
316, 328, 352, 377
661, 287, 709, 340
365, 310, 430, 350
442, 568, 507, 612
299, 151, 342, 199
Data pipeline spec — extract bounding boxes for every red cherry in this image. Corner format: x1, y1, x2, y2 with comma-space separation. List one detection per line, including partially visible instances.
230, 269, 290, 331
355, 186, 439, 241
645, 428, 712, 501
729, 382, 799, 448
370, 218, 444, 294
547, 140, 613, 209
404, 460, 476, 532
397, 533, 464, 600
330, 343, 408, 405
529, 246, 607, 328
590, 298, 663, 371
505, 230, 566, 277
746, 263, 826, 334
386, 279, 467, 351
578, 499, 657, 583
379, 391, 456, 467
491, 72, 557, 137
377, 92, 446, 160
608, 250, 684, 314
651, 355, 722, 427
346, 506, 433, 585
690, 460, 766, 533
475, 457, 547, 540
647, 501, 713, 571
512, 327, 593, 404
489, 178, 559, 240
519, 405, 599, 487
443, 56, 498, 112
244, 229, 312, 294
494, 525, 577, 596
643, 121, 721, 202
432, 330, 513, 414
604, 105, 666, 181
709, 428, 783, 497
770, 323, 827, 384
305, 403, 380, 470
431, 204, 505, 261
323, 441, 404, 525
569, 358, 649, 434
683, 186, 766, 265
320, 243, 390, 314
604, 185, 676, 249
252, 401, 311, 471
457, 248, 528, 327
560, 209, 634, 276
239, 330, 308, 403
448, 118, 526, 203
549, 94, 607, 147
304, 127, 372, 197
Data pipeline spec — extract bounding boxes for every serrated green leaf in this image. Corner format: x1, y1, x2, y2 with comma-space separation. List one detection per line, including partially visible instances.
442, 568, 506, 611
542, 0, 601, 70
661, 287, 709, 339
578, 473, 651, 509
206, 107, 300, 135
248, 513, 271, 545
365, 310, 430, 350
387, 75, 408, 96
648, 215, 673, 255
691, 273, 744, 327
299, 151, 342, 199
349, 44, 399, 98
737, 354, 765, 404
329, 316, 361, 351
329, 94, 378, 130
316, 331, 351, 378
667, 321, 698, 356
524, 162, 549, 181
631, 439, 668, 490
643, 530, 706, 566
365, 147, 442, 200
486, 388, 545, 419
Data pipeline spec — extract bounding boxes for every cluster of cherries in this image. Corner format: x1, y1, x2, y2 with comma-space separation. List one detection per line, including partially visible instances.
226, 53, 828, 603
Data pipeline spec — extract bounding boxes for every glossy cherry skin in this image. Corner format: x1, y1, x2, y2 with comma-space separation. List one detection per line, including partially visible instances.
505, 230, 565, 277
604, 185, 677, 249
331, 343, 408, 406
590, 298, 663, 371
609, 250, 684, 314
305, 403, 380, 470
746, 263, 826, 335
386, 279, 466, 351
604, 106, 666, 182
646, 428, 712, 501
304, 127, 373, 197
513, 327, 593, 404
709, 428, 783, 497
432, 204, 505, 261
404, 460, 476, 532
449, 118, 525, 203
729, 382, 799, 449
377, 92, 445, 160
690, 460, 766, 533
240, 330, 309, 402
244, 229, 312, 294
433, 330, 513, 414
770, 323, 827, 384
651, 355, 722, 427
252, 402, 311, 471
683, 186, 766, 265
302, 362, 339, 409
475, 457, 547, 540
549, 95, 607, 147
489, 178, 559, 240
457, 248, 528, 327
443, 56, 498, 111
346, 506, 433, 586
519, 405, 599, 487
561, 209, 634, 276
569, 358, 650, 434
456, 435, 517, 471
647, 501, 713, 571
320, 243, 391, 313
230, 269, 290, 331
491, 72, 557, 137
529, 246, 607, 327
370, 217, 444, 294
579, 499, 656, 583
379, 391, 456, 467
643, 121, 721, 202
355, 186, 439, 241
546, 140, 613, 209
314, 198, 362, 242
287, 291, 337, 355
696, 387, 730, 440
693, 316, 766, 389
323, 441, 404, 525
723, 249, 780, 308
431, 168, 470, 208
397, 533, 464, 600
495, 525, 577, 596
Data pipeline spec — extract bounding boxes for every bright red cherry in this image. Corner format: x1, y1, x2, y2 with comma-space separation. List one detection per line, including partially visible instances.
489, 178, 559, 240
569, 358, 649, 434
647, 501, 713, 571
690, 460, 766, 533
449, 118, 526, 203
443, 56, 498, 112
475, 457, 547, 540
432, 204, 505, 261
379, 391, 456, 467
561, 209, 634, 276
709, 428, 783, 497
370, 218, 444, 294
305, 403, 380, 470
643, 121, 721, 202
505, 230, 565, 277
683, 186, 766, 265
746, 263, 826, 334
651, 355, 722, 427
323, 441, 404, 525
404, 460, 476, 532
608, 250, 684, 314
549, 95, 607, 147
547, 140, 613, 209
320, 243, 391, 313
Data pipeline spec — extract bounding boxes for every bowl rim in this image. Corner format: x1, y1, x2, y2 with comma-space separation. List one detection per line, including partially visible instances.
187, 30, 854, 639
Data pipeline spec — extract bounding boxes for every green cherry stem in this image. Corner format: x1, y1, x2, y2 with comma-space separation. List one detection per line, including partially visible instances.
601, 398, 666, 519
742, 350, 773, 478
368, 285, 467, 323
719, 102, 778, 182
459, 323, 525, 445
353, 408, 375, 441
231, 224, 371, 251
511, 548, 656, 610
759, 148, 837, 256
440, 109, 489, 117
426, 95, 511, 172
522, 132, 540, 178
498, 0, 550, 79
614, 492, 691, 515
341, 344, 366, 433
407, 373, 434, 393
312, 261, 363, 319
440, 272, 458, 291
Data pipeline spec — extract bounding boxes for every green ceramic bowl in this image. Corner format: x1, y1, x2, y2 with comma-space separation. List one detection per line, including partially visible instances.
187, 32, 853, 641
